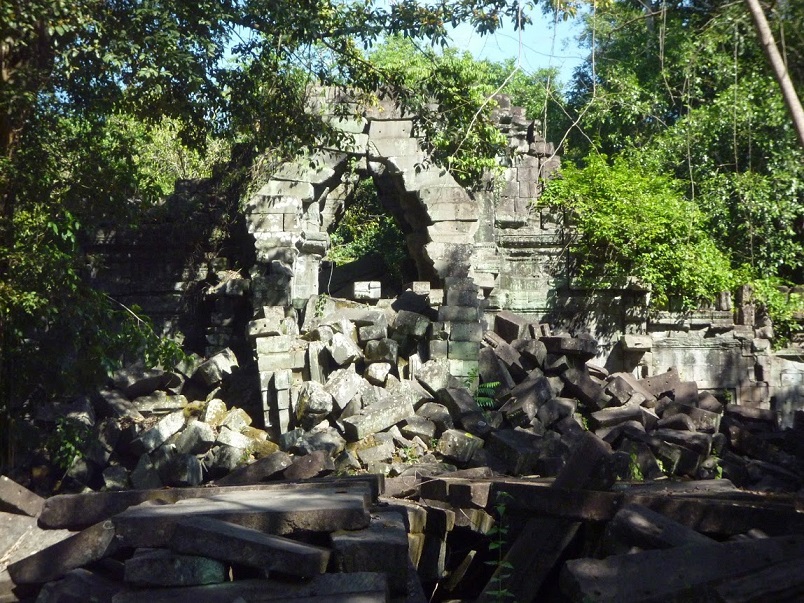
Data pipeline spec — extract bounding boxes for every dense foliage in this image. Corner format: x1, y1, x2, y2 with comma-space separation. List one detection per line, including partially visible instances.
0, 0, 530, 468
327, 179, 408, 283
563, 0, 803, 285
540, 154, 735, 310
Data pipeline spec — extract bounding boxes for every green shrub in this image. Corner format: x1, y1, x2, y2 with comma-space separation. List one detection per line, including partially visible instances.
751, 277, 804, 348
540, 154, 735, 310
326, 180, 408, 281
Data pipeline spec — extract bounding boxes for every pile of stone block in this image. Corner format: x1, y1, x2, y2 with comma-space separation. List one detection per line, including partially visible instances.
0, 474, 426, 602
28, 288, 803, 501
5, 289, 804, 601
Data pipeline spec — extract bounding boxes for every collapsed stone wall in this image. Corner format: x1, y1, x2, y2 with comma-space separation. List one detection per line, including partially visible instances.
88, 89, 804, 429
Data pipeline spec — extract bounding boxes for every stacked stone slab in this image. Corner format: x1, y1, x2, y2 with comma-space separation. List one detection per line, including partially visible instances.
3, 476, 426, 601
250, 305, 305, 434
431, 277, 484, 380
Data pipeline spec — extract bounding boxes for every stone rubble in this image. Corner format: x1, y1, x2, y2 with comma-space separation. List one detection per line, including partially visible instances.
2, 291, 804, 602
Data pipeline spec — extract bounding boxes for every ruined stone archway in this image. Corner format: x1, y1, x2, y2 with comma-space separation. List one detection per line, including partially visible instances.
244, 99, 486, 311
244, 90, 565, 315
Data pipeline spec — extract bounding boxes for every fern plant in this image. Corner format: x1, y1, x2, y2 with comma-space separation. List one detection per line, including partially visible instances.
485, 491, 515, 601
476, 381, 501, 410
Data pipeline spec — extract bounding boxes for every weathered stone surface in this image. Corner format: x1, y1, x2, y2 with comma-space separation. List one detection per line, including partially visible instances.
324, 368, 363, 411
134, 410, 186, 454
283, 450, 336, 480
174, 420, 216, 455
113, 487, 370, 548
192, 348, 238, 386
416, 402, 454, 433
172, 516, 330, 577
561, 535, 804, 603
357, 439, 396, 465
7, 521, 118, 584
401, 416, 437, 441
638, 367, 681, 398
661, 401, 721, 433
366, 362, 392, 386
201, 398, 228, 426
714, 557, 804, 603
294, 428, 346, 457
477, 347, 515, 393
654, 428, 712, 456
437, 429, 483, 464
215, 451, 293, 486
590, 404, 643, 429
413, 358, 449, 402
562, 367, 603, 407
113, 363, 181, 399
216, 425, 252, 449
436, 388, 483, 422
537, 397, 577, 428
485, 429, 541, 475
657, 412, 698, 431
111, 573, 389, 603
295, 381, 335, 425
129, 451, 163, 489
132, 391, 187, 415
160, 453, 204, 487
541, 336, 598, 360
494, 310, 530, 343
101, 464, 130, 491
0, 476, 43, 518
33, 568, 121, 603
124, 548, 226, 587
343, 397, 415, 441
364, 338, 399, 364
326, 332, 363, 366
332, 511, 409, 594
93, 389, 144, 421
606, 504, 717, 552
393, 310, 431, 338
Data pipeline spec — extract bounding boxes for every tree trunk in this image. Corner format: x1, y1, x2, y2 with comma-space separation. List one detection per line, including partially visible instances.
744, 0, 804, 149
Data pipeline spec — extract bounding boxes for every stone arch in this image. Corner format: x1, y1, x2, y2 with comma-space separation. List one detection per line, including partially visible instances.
244, 93, 484, 310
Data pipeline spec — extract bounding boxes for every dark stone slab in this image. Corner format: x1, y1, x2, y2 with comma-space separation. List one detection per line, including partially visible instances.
124, 548, 226, 587
172, 516, 329, 577
282, 450, 335, 481
215, 451, 293, 486
0, 476, 43, 518
540, 336, 598, 360
111, 573, 389, 602
561, 535, 804, 603
113, 487, 370, 548
39, 477, 380, 530
561, 368, 603, 408
637, 367, 681, 398
7, 521, 119, 584
33, 569, 122, 603
332, 511, 409, 595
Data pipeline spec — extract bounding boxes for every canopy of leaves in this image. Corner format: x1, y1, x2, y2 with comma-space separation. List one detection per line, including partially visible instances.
564, 0, 803, 284
0, 0, 531, 469
540, 154, 735, 310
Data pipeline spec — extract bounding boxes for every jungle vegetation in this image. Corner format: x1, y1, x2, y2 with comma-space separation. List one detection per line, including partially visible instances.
0, 0, 801, 468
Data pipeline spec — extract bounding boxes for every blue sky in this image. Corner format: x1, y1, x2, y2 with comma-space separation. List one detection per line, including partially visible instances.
446, 8, 586, 84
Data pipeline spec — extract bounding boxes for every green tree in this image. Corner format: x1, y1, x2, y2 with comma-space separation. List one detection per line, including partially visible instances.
0, 0, 533, 469
540, 154, 736, 310
564, 0, 803, 284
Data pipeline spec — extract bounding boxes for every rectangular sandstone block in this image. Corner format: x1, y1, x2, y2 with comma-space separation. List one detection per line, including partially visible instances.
171, 516, 330, 577
7, 521, 119, 584
113, 488, 371, 548
0, 476, 44, 517
111, 574, 389, 603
